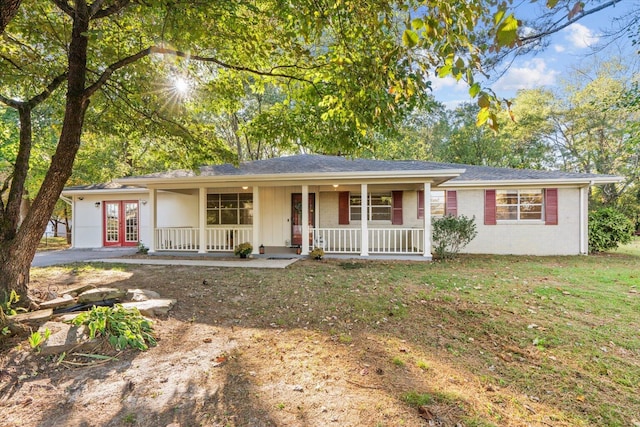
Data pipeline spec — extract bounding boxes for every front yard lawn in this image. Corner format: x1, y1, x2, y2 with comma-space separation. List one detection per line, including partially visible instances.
2, 242, 639, 426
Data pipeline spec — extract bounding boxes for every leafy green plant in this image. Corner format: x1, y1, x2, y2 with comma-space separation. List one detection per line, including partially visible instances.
137, 241, 149, 254
1, 289, 26, 316
234, 242, 253, 257
432, 214, 478, 259
588, 208, 634, 253
309, 247, 325, 260
71, 304, 157, 351
29, 328, 51, 352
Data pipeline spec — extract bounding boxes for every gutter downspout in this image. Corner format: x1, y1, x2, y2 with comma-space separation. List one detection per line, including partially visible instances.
579, 181, 594, 255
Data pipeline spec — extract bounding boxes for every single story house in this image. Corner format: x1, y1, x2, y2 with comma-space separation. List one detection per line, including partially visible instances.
61, 154, 621, 258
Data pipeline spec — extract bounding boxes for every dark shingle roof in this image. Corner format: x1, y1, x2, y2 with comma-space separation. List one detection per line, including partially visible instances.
63, 182, 142, 191
128, 154, 615, 182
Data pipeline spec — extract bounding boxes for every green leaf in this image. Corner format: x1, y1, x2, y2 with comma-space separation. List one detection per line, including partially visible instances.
437, 64, 452, 78
496, 14, 519, 47
476, 107, 490, 126
411, 18, 424, 30
402, 29, 419, 48
546, 0, 560, 7
468, 83, 481, 98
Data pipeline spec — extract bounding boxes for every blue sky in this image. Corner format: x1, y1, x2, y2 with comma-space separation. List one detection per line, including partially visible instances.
431, 0, 638, 108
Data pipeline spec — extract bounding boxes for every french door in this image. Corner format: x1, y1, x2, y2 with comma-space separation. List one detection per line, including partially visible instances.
291, 193, 315, 246
103, 201, 139, 247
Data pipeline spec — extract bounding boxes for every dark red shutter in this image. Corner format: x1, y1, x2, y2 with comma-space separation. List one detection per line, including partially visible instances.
417, 190, 424, 219
445, 191, 458, 216
545, 188, 558, 225
338, 192, 350, 225
485, 190, 496, 225
392, 191, 403, 225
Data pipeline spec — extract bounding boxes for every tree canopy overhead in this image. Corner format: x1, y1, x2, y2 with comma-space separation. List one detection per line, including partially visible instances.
1, 0, 623, 303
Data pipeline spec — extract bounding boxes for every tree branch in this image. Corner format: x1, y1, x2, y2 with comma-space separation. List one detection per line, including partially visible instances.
92, 0, 132, 19
83, 47, 153, 98
151, 46, 319, 87
27, 72, 68, 107
520, 0, 622, 44
51, 0, 74, 17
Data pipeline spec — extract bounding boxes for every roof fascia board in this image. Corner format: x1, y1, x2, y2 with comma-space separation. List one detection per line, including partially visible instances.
438, 177, 623, 188
61, 188, 146, 195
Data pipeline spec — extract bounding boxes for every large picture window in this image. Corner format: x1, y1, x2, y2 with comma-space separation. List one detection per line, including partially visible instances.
350, 193, 392, 221
496, 189, 543, 221
207, 193, 253, 225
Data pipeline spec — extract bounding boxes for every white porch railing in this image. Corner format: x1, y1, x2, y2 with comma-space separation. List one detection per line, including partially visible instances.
313, 227, 424, 254
313, 228, 361, 253
206, 227, 253, 252
369, 228, 424, 254
154, 226, 253, 251
155, 227, 199, 251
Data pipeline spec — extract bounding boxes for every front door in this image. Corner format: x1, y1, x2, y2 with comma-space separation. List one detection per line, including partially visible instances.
103, 201, 139, 247
291, 193, 315, 246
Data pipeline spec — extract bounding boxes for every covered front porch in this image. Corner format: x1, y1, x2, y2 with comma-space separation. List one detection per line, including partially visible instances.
146, 182, 436, 258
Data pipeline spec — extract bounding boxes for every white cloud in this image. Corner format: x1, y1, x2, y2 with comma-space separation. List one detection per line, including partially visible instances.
430, 75, 467, 93
494, 58, 559, 91
553, 44, 566, 53
564, 23, 600, 49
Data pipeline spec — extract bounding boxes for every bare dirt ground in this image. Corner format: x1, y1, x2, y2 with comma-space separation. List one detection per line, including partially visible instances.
1, 257, 638, 426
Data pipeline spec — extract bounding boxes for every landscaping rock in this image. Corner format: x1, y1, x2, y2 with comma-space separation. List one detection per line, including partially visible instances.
120, 299, 176, 316
77, 287, 126, 303
53, 312, 84, 323
61, 284, 97, 297
8, 309, 53, 326
37, 321, 96, 356
39, 294, 76, 310
126, 288, 161, 302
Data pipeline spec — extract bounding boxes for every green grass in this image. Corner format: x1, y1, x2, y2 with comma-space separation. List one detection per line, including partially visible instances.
616, 236, 640, 257
37, 236, 69, 251
30, 246, 640, 426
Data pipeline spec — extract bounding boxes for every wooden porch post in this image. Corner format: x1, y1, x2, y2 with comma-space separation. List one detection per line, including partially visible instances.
423, 182, 432, 258
198, 187, 207, 253
252, 186, 260, 254
360, 183, 369, 256
302, 185, 309, 255
148, 188, 156, 253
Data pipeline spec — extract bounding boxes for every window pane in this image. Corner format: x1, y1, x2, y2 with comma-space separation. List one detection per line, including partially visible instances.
239, 209, 253, 224
520, 191, 543, 204
207, 194, 220, 208
350, 207, 361, 221
221, 209, 238, 224
496, 191, 518, 205
350, 195, 361, 205
520, 204, 542, 219
371, 206, 391, 221
496, 206, 517, 220
220, 194, 238, 208
371, 193, 391, 206
207, 211, 219, 225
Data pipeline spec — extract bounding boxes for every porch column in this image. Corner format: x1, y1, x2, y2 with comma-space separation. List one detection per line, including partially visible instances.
301, 185, 309, 255
252, 186, 260, 254
148, 188, 157, 253
423, 182, 432, 258
198, 187, 207, 253
360, 183, 369, 256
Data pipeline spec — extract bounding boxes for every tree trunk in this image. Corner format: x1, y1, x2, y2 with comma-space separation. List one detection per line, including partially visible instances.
0, 2, 90, 305
64, 204, 71, 245
0, 0, 21, 35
